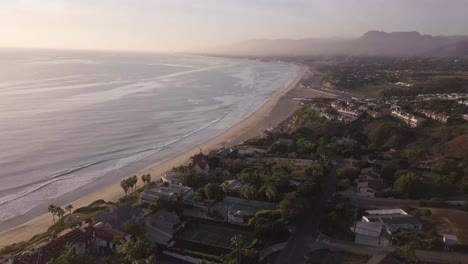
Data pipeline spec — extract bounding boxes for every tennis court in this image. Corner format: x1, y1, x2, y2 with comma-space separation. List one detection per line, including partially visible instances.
180, 222, 253, 249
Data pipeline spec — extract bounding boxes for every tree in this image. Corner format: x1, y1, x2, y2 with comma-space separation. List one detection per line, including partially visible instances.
56, 207, 65, 220
396, 244, 417, 263
240, 185, 256, 200
393, 172, 424, 199
336, 166, 360, 180
296, 138, 316, 154
48, 244, 95, 264
264, 184, 278, 202
406, 149, 424, 167
65, 204, 73, 215
204, 183, 221, 200
231, 234, 245, 264
239, 170, 262, 187
121, 180, 129, 196
382, 163, 399, 181
123, 220, 145, 238
141, 174, 152, 187
48, 204, 57, 224
132, 175, 138, 191
279, 192, 306, 223
118, 236, 159, 264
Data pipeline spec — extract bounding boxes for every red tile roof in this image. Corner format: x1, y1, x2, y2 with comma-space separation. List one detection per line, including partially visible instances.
14, 226, 125, 264
189, 152, 209, 170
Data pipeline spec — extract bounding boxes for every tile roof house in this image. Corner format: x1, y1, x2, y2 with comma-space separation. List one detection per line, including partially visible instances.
13, 224, 127, 264
188, 151, 210, 173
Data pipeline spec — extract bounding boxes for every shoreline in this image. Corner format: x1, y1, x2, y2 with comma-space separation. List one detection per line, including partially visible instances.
0, 67, 310, 248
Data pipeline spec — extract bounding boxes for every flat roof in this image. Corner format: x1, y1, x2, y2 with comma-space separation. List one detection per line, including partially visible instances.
365, 209, 407, 215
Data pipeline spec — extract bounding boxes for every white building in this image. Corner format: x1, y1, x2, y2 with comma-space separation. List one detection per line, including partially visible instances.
391, 110, 426, 127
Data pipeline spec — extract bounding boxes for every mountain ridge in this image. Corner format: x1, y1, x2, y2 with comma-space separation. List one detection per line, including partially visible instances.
213, 31, 468, 57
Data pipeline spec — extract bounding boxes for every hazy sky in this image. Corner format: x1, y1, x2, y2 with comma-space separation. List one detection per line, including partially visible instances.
1, 0, 468, 52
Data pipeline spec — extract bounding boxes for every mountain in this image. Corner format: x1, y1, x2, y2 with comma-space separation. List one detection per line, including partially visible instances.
212, 31, 468, 57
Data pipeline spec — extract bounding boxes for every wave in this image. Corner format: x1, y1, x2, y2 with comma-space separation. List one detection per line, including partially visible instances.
0, 111, 229, 211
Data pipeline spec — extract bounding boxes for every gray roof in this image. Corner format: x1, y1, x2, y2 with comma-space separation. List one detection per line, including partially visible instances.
146, 209, 181, 246
365, 214, 422, 226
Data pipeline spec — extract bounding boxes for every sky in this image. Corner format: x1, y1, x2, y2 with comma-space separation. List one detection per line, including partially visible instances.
1, 0, 468, 52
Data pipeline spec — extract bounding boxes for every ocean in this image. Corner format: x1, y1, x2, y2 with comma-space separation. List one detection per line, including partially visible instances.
0, 49, 301, 231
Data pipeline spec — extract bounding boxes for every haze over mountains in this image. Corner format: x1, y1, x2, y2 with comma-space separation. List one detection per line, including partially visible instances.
214, 31, 468, 57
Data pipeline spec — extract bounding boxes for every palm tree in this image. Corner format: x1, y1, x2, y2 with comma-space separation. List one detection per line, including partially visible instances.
132, 175, 138, 191
141, 174, 147, 186
265, 184, 278, 202
56, 207, 65, 220
121, 180, 129, 196
231, 234, 245, 264
48, 204, 57, 224
240, 185, 256, 200
65, 204, 73, 215
146, 174, 151, 185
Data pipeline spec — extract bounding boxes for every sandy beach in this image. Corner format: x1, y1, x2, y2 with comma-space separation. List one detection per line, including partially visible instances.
0, 66, 332, 248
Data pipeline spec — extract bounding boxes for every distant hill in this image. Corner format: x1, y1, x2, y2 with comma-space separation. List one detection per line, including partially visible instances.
212, 31, 468, 57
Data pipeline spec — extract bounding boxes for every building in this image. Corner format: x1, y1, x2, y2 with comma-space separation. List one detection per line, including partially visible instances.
419, 109, 450, 123
227, 210, 244, 224
337, 107, 363, 117
360, 167, 382, 181
13, 224, 127, 264
350, 221, 385, 246
162, 171, 184, 185
462, 114, 468, 121
357, 180, 385, 198
275, 138, 294, 147
443, 234, 459, 248
140, 184, 197, 206
362, 213, 423, 235
188, 151, 210, 173
146, 209, 182, 246
368, 110, 383, 119
391, 110, 426, 128
210, 196, 276, 224
221, 179, 249, 193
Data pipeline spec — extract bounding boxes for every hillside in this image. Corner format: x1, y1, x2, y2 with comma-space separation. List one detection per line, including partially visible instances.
213, 31, 468, 57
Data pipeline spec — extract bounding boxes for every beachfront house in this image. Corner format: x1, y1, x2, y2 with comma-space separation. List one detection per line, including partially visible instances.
188, 151, 210, 173
139, 184, 199, 207
162, 171, 184, 185
13, 223, 128, 264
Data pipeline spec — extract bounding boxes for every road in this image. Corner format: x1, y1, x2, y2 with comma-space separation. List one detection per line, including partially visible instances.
341, 193, 419, 208
316, 235, 468, 264
274, 162, 340, 264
